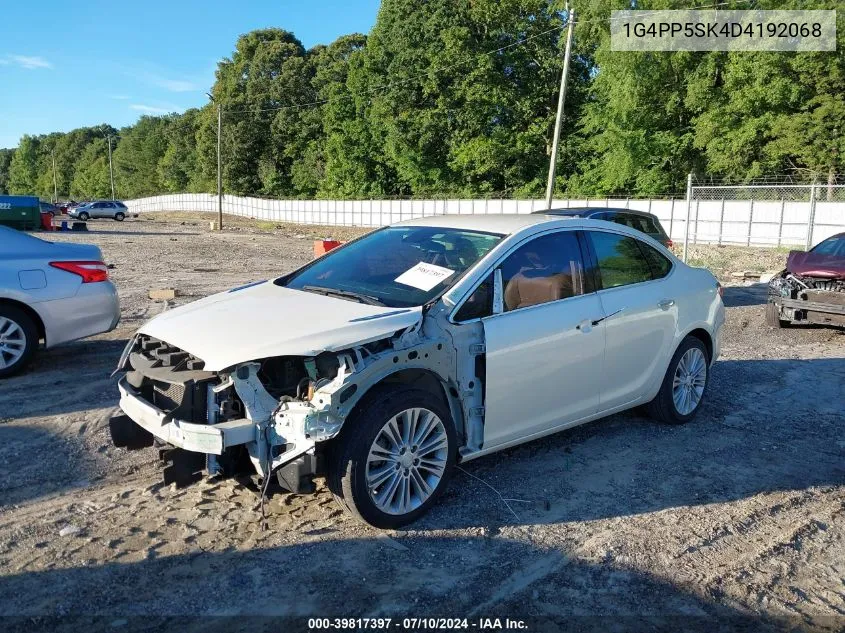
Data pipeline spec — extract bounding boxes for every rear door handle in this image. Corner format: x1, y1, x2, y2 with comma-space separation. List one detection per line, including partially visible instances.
590, 308, 624, 326
658, 299, 675, 310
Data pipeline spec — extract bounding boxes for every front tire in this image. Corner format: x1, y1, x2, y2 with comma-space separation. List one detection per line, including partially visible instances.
0, 305, 37, 378
646, 336, 709, 425
78, 212, 90, 221
327, 386, 457, 528
765, 301, 789, 328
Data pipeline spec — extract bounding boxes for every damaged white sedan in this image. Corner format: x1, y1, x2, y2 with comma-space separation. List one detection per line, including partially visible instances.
111, 214, 725, 527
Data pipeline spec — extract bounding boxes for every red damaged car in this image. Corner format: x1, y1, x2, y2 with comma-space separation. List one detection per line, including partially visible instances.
767, 233, 845, 328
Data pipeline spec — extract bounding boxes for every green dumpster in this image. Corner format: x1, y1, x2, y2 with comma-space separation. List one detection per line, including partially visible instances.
0, 195, 41, 231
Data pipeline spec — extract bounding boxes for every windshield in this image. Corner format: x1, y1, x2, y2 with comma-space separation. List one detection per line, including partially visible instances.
280, 226, 503, 307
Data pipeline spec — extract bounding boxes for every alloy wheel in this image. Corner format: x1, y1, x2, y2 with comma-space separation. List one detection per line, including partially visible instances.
0, 317, 27, 370
672, 347, 707, 415
365, 407, 449, 515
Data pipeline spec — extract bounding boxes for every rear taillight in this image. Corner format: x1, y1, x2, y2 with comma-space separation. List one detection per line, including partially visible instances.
49, 261, 109, 283
666, 239, 674, 248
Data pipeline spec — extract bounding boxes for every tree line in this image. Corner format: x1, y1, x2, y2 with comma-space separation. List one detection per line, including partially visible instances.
1, 0, 842, 202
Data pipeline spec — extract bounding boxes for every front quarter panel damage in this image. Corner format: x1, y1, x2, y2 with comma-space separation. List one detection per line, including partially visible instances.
227, 320, 462, 480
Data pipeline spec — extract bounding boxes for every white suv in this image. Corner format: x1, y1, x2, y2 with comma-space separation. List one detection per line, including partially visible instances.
69, 200, 128, 221
110, 214, 724, 527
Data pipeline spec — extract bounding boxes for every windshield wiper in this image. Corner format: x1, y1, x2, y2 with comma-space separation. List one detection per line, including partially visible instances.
301, 285, 385, 306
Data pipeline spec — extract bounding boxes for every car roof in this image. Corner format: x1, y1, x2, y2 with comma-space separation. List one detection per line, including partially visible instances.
394, 213, 578, 235
541, 207, 659, 219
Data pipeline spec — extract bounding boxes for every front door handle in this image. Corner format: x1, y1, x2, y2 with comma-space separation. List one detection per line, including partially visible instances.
658, 299, 675, 310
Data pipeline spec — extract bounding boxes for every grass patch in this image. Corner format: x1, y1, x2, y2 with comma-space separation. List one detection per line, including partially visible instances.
674, 243, 792, 280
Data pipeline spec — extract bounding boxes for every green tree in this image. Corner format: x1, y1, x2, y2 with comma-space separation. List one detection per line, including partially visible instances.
8, 136, 40, 194
692, 3, 845, 184
0, 148, 16, 195
70, 138, 112, 199
158, 109, 201, 192
204, 28, 314, 196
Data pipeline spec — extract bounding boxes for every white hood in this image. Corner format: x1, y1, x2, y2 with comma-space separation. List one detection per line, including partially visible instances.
139, 281, 422, 371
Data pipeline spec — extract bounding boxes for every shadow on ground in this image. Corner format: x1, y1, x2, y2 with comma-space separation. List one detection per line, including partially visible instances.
1, 339, 126, 420
414, 357, 845, 530
0, 424, 96, 507
721, 283, 768, 307
0, 535, 815, 632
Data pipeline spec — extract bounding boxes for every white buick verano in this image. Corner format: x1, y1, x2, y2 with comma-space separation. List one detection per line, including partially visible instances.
111, 214, 724, 527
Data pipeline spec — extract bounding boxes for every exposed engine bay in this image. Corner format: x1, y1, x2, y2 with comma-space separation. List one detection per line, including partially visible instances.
768, 271, 845, 327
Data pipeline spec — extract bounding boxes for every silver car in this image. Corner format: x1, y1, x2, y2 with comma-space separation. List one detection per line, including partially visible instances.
0, 226, 120, 377
69, 200, 129, 221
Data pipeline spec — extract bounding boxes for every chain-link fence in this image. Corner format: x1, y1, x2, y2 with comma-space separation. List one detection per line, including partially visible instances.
692, 183, 845, 202
687, 183, 845, 251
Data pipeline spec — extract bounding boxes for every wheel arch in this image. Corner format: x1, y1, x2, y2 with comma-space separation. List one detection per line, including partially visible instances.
683, 327, 713, 364
0, 298, 46, 344
339, 366, 465, 442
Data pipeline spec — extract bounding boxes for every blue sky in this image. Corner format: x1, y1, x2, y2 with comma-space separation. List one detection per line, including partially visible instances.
0, 0, 382, 148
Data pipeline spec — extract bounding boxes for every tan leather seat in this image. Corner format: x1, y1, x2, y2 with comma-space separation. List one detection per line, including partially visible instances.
504, 272, 573, 311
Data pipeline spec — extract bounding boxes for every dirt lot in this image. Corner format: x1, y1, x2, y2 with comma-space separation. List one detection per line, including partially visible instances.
1, 216, 843, 631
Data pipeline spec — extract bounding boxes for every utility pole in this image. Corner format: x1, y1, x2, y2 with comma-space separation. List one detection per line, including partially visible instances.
107, 135, 115, 200
545, 7, 576, 210
51, 150, 58, 203
683, 172, 693, 263
217, 104, 223, 231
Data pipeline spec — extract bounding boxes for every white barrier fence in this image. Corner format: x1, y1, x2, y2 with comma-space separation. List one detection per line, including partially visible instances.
125, 193, 845, 249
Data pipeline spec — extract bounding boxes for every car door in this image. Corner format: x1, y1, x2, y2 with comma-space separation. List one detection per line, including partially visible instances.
584, 229, 677, 411
477, 229, 606, 449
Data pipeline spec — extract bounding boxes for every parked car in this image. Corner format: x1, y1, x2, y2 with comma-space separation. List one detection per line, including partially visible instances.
536, 208, 673, 248
39, 201, 60, 216
69, 200, 129, 221
767, 233, 845, 328
110, 215, 724, 527
0, 226, 120, 377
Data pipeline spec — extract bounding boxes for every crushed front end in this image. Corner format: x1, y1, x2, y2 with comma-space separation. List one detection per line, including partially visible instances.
110, 322, 458, 493
110, 334, 356, 492
768, 271, 845, 327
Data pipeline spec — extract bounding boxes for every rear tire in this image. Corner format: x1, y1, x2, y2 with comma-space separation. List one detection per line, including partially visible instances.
0, 305, 37, 378
78, 212, 90, 221
646, 336, 709, 425
765, 301, 788, 328
327, 386, 457, 528
114, 212, 125, 222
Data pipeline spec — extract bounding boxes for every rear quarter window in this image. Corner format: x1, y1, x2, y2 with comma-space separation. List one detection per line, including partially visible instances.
638, 242, 673, 279
589, 231, 653, 289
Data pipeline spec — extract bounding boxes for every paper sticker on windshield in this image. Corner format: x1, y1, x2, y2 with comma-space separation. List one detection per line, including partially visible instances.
395, 262, 455, 291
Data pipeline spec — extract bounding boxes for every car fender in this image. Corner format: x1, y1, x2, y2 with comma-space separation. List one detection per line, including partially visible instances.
316, 338, 463, 440
0, 289, 49, 340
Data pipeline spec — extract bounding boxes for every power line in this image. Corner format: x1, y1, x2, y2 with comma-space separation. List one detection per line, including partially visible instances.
217, 1, 752, 117
132, 0, 754, 130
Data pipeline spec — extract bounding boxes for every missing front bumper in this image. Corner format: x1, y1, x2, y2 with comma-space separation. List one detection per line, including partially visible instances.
117, 376, 256, 454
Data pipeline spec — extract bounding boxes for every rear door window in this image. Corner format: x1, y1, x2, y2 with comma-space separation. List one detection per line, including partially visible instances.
587, 231, 654, 289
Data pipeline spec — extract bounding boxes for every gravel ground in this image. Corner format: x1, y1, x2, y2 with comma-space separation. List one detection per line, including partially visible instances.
0, 217, 843, 632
